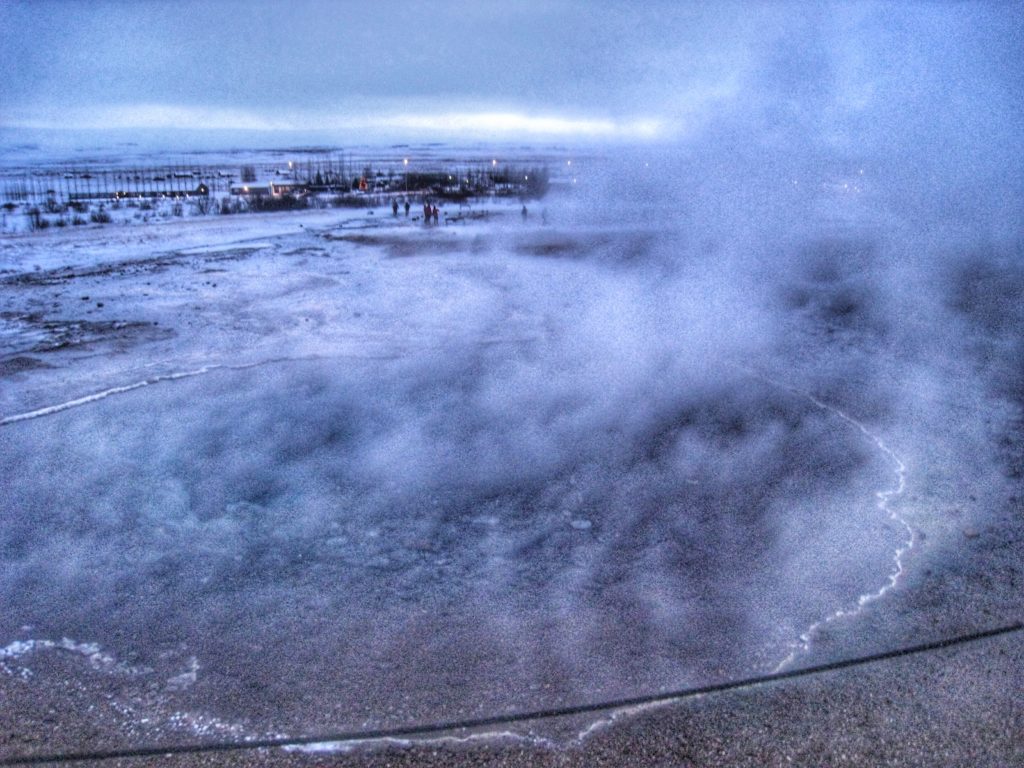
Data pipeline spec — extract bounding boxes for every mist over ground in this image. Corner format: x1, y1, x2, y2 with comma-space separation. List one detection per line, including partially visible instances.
1, 1, 1022, 754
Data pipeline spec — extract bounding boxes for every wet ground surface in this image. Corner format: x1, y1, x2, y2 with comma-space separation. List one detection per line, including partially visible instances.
1, 200, 1022, 765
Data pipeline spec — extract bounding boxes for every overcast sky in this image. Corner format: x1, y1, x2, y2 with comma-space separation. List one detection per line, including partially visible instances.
1, 1, 1022, 143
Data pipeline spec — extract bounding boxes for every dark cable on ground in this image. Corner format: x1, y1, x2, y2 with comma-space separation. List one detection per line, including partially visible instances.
1, 621, 1020, 766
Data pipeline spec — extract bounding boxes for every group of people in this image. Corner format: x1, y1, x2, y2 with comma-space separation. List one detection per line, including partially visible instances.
422, 201, 440, 224
388, 198, 536, 225
390, 197, 440, 224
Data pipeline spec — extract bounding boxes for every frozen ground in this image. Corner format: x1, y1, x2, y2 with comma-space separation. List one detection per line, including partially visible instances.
0, 149, 1022, 763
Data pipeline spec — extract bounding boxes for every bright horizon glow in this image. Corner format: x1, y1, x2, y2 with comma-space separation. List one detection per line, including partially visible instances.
2, 104, 671, 140
381, 111, 665, 138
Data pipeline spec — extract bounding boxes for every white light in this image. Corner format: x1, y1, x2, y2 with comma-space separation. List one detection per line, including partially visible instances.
24, 105, 666, 140
381, 111, 664, 138
403, 158, 409, 166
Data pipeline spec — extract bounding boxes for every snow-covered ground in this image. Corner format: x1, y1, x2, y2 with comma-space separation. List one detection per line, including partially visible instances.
1, 147, 1021, 756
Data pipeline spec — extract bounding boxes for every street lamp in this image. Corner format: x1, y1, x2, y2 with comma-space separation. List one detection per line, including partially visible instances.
403, 157, 409, 194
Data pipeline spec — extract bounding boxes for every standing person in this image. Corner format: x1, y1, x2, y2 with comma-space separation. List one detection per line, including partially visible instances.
404, 200, 410, 216
521, 204, 528, 220
392, 199, 399, 216
432, 205, 439, 224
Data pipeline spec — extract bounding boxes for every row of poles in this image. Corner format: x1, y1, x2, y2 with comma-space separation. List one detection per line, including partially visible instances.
1, 167, 232, 205
1, 153, 550, 206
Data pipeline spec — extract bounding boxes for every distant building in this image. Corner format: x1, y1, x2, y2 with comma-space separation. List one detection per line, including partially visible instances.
231, 181, 304, 197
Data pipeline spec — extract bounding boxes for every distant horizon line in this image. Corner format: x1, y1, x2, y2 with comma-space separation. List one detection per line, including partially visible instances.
1, 105, 671, 142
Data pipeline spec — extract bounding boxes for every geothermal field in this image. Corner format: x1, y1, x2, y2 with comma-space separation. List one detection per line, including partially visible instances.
0, 135, 1021, 766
